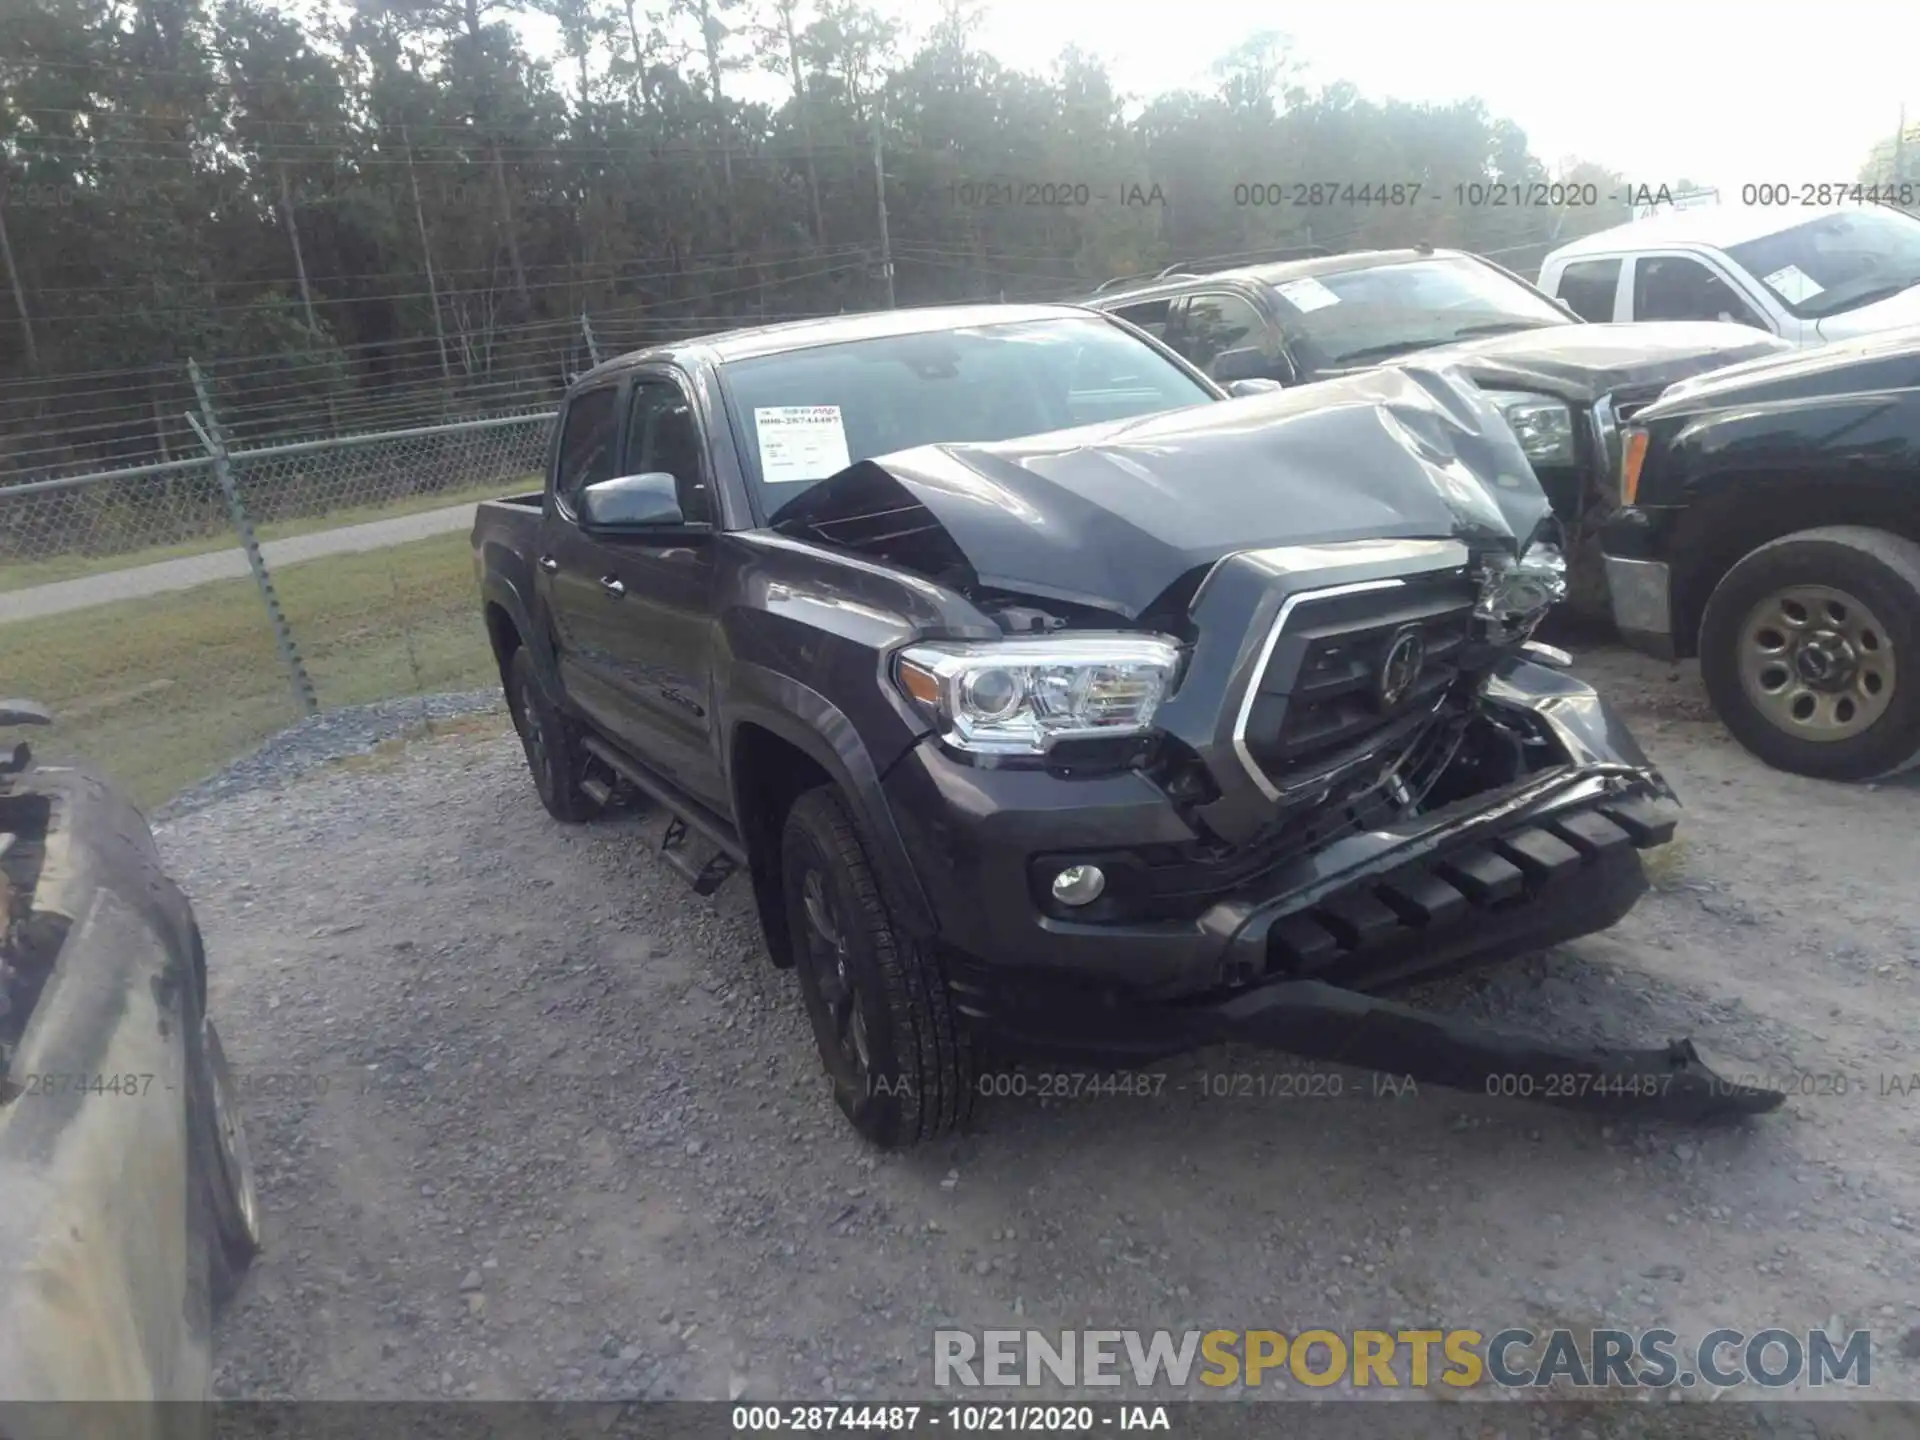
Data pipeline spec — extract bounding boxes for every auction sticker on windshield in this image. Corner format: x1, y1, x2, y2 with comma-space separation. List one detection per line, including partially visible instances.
1275, 276, 1341, 313
755, 405, 852, 484
1762, 264, 1824, 303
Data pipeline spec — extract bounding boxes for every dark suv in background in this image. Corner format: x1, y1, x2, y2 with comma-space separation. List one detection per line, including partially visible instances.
1085, 248, 1791, 543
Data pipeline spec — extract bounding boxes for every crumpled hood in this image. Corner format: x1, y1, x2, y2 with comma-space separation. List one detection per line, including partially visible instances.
1381, 321, 1793, 403
771, 364, 1552, 621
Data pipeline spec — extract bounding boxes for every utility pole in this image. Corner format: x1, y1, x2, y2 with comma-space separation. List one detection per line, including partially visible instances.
871, 106, 895, 309
404, 127, 454, 384
277, 162, 320, 337
489, 140, 530, 305
0, 171, 40, 374
278, 161, 339, 433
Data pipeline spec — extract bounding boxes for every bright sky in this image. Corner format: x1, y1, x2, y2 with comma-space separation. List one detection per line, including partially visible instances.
947, 0, 1918, 189
517, 0, 1918, 186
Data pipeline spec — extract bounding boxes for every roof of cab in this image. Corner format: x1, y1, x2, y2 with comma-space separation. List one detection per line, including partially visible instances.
575, 302, 1098, 384
1086, 248, 1478, 306
1544, 204, 1870, 262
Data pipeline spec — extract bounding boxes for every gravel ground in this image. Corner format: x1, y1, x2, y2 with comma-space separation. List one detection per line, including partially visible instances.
149, 645, 1920, 1417
154, 689, 503, 822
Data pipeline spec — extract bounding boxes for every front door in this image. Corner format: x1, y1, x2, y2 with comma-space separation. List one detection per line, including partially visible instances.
590, 372, 726, 811
1629, 253, 1778, 334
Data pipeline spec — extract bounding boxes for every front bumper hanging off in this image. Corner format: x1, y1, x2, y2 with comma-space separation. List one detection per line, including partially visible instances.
954, 778, 1787, 1122
1192, 980, 1787, 1122
914, 651, 1790, 1124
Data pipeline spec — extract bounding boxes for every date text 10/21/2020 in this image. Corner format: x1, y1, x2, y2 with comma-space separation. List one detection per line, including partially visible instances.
940, 179, 1712, 210
731, 1405, 1173, 1433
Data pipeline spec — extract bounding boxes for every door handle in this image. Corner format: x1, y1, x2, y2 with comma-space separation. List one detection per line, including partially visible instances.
599, 576, 625, 597
538, 555, 558, 573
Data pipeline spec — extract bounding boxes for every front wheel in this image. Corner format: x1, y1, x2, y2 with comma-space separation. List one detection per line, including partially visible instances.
1698, 525, 1920, 781
190, 1018, 262, 1310
779, 786, 974, 1148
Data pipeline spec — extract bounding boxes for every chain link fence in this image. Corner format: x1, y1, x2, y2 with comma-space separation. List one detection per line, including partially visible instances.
3, 404, 555, 808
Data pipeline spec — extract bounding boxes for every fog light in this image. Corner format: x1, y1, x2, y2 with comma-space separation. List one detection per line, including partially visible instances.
1050, 864, 1106, 907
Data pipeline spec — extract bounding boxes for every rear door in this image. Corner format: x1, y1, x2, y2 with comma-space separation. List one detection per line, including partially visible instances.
1550, 256, 1629, 322
538, 379, 628, 735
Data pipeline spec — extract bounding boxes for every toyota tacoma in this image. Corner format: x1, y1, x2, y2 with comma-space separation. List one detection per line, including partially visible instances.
471, 304, 1784, 1148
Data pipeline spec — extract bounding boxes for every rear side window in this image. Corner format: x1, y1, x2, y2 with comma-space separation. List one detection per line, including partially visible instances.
1111, 299, 1172, 338
555, 386, 620, 509
1554, 258, 1621, 321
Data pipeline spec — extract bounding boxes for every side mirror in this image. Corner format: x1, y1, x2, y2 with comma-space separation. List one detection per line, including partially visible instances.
1227, 378, 1284, 397
1210, 344, 1293, 387
578, 472, 684, 529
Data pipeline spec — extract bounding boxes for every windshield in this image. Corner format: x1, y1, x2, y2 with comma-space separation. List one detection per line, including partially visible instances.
1269, 255, 1575, 369
721, 316, 1218, 513
1725, 207, 1920, 318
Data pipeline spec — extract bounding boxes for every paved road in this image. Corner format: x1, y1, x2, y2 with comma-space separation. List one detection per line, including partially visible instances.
0, 502, 480, 624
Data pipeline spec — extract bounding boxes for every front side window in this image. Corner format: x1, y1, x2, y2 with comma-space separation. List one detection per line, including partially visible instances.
1725, 207, 1920, 318
1554, 258, 1623, 322
624, 377, 711, 524
719, 317, 1218, 514
1632, 256, 1768, 327
1165, 293, 1265, 377
554, 386, 620, 510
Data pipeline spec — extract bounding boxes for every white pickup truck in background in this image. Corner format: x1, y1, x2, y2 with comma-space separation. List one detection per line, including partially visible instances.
1538, 201, 1920, 345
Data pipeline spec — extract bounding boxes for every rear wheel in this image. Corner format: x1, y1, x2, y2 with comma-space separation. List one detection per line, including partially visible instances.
506, 647, 603, 821
779, 786, 974, 1148
1699, 525, 1920, 780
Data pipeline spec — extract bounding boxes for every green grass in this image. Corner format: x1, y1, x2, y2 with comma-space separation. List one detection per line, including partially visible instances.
0, 476, 527, 593
7, 530, 500, 808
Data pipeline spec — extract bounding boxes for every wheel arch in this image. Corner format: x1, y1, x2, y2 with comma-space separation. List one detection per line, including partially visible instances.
1668, 478, 1920, 659
725, 681, 936, 970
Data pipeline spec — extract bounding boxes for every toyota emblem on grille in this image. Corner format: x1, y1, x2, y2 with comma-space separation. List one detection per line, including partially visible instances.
1377, 626, 1427, 709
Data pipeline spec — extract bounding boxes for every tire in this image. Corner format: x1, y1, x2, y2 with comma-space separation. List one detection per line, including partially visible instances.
1698, 525, 1920, 781
506, 647, 604, 822
189, 1018, 262, 1311
779, 786, 974, 1148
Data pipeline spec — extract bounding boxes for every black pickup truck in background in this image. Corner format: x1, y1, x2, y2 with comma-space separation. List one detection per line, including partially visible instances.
1601, 325, 1920, 780
471, 304, 1784, 1148
1084, 248, 1793, 551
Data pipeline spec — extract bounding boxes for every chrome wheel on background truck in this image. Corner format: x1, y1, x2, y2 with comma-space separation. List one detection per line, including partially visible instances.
1699, 526, 1920, 781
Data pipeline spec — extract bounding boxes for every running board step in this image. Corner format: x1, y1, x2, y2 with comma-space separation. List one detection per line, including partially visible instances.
660, 814, 739, 897
578, 735, 747, 898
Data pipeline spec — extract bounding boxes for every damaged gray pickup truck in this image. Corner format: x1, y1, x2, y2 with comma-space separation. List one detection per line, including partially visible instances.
472, 304, 1786, 1149
0, 708, 259, 1421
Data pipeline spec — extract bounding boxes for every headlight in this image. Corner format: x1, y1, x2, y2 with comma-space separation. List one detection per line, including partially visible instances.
894, 634, 1184, 755
1481, 389, 1576, 467
1476, 540, 1569, 624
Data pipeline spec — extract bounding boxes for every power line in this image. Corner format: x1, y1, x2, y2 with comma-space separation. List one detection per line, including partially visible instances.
21, 242, 862, 299
13, 252, 873, 325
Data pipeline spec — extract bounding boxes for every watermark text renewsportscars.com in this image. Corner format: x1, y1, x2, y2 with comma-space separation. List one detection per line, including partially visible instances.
934, 1328, 1873, 1391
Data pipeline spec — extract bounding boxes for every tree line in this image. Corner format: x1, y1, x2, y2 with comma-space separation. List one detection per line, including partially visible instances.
2, 0, 1663, 475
